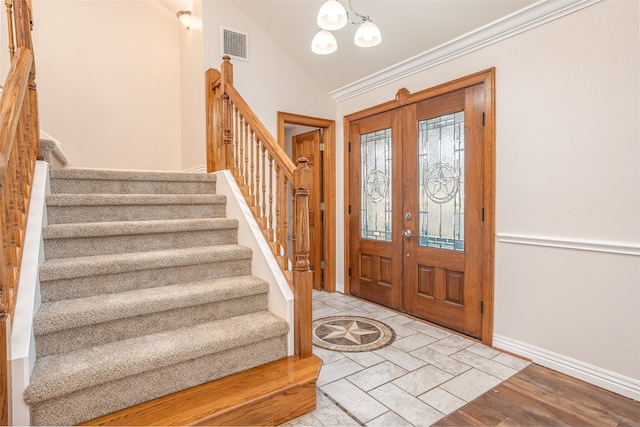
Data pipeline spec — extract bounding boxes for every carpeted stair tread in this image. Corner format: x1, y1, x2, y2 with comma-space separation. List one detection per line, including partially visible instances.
49, 168, 216, 183
24, 311, 289, 404
47, 193, 225, 206
33, 275, 268, 335
43, 218, 238, 239
39, 245, 253, 282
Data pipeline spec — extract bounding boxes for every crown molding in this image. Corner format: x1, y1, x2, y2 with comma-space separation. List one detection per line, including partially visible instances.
330, 0, 602, 102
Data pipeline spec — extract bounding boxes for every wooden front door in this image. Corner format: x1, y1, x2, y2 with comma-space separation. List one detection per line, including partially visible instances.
348, 80, 489, 339
293, 129, 323, 290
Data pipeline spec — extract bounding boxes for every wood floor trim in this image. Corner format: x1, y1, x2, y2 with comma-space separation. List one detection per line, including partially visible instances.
79, 355, 323, 426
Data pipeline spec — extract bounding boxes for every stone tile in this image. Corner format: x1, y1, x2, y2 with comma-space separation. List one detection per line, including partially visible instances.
347, 360, 408, 391
451, 350, 518, 380
466, 342, 502, 359
344, 299, 376, 310
392, 332, 439, 352
317, 357, 364, 386
405, 321, 451, 339
492, 352, 531, 371
311, 403, 362, 426
343, 350, 386, 368
384, 314, 415, 325
374, 345, 428, 371
316, 390, 335, 409
323, 298, 357, 311
312, 306, 341, 320
369, 383, 444, 426
321, 379, 388, 423
377, 320, 420, 339
426, 334, 475, 356
440, 368, 503, 402
418, 387, 467, 414
367, 411, 413, 426
410, 347, 472, 376
392, 364, 454, 396
313, 346, 345, 364
363, 307, 399, 321
282, 411, 323, 426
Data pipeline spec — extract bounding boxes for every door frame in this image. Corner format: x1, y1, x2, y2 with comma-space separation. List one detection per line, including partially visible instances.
343, 69, 495, 345
278, 111, 336, 293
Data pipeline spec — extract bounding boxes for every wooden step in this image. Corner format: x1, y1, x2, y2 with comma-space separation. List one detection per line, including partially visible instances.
78, 355, 323, 426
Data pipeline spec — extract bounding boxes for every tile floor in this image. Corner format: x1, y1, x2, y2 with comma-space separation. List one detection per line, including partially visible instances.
284, 290, 531, 427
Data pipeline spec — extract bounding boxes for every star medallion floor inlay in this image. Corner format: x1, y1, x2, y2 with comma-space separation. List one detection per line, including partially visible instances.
313, 316, 395, 352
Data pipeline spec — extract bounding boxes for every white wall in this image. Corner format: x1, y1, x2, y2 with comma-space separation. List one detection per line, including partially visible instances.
32, 0, 183, 170
335, 0, 639, 396
178, 0, 207, 171
201, 0, 335, 138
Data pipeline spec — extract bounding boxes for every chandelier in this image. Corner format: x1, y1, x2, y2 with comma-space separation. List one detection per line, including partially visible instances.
311, 0, 382, 55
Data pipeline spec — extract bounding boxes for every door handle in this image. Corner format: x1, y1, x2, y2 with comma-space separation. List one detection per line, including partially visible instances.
403, 229, 413, 238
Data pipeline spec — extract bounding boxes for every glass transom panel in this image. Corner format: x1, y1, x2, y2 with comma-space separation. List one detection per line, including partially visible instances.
360, 129, 392, 241
418, 112, 465, 251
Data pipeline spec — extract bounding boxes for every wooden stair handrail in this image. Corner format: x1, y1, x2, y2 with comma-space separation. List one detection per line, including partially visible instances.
206, 56, 313, 360
1, 1, 40, 424
224, 84, 296, 182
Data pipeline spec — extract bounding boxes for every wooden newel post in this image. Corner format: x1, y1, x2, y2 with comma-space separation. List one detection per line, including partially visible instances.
220, 56, 234, 170
293, 157, 313, 359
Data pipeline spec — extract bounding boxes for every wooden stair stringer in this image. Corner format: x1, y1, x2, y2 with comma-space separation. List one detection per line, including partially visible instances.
78, 354, 323, 426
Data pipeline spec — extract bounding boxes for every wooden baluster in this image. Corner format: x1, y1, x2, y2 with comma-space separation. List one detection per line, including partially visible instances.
244, 128, 250, 194
261, 143, 267, 222
282, 176, 289, 268
238, 118, 246, 188
233, 106, 240, 177
222, 93, 233, 170
267, 153, 274, 243
255, 139, 262, 219
5, 0, 15, 61
249, 131, 255, 207
275, 164, 282, 256
293, 157, 313, 359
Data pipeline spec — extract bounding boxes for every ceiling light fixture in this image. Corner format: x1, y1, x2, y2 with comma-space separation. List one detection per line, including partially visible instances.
177, 10, 192, 30
312, 0, 381, 54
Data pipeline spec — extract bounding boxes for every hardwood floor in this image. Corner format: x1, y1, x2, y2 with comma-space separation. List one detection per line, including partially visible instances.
434, 364, 640, 426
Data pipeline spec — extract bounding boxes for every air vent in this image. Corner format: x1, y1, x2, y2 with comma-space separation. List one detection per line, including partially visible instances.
221, 27, 249, 61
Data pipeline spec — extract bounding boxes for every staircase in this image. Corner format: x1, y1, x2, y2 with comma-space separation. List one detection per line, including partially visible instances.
23, 168, 292, 426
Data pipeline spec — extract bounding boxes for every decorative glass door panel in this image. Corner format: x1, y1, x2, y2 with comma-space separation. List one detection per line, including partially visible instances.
418, 111, 465, 251
361, 129, 392, 242
349, 110, 403, 310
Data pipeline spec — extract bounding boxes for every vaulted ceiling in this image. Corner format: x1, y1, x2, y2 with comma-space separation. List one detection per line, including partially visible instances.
160, 0, 538, 92
228, 0, 537, 92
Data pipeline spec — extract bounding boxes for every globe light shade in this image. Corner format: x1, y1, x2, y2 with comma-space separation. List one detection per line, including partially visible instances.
354, 19, 381, 47
311, 29, 338, 54
176, 10, 192, 30
317, 0, 348, 31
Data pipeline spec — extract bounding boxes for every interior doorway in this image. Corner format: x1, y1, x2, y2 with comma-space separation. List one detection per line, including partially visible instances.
278, 112, 336, 293
344, 70, 495, 344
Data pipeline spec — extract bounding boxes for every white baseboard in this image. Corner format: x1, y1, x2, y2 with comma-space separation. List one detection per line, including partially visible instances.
336, 282, 344, 293
182, 164, 207, 174
493, 334, 640, 401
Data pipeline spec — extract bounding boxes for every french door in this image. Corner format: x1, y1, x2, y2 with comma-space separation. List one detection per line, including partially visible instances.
348, 78, 490, 339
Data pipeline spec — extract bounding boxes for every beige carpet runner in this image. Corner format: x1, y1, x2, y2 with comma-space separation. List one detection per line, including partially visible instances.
23, 168, 288, 426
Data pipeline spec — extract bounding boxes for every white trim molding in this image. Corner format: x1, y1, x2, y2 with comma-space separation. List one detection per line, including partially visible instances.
182, 164, 207, 174
496, 233, 640, 256
493, 334, 640, 401
330, 0, 602, 102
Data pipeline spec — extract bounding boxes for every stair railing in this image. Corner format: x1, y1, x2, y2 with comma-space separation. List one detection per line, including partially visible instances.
206, 56, 313, 359
0, 0, 40, 423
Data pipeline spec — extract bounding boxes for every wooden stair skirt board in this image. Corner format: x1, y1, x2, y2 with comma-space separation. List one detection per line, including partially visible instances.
78, 355, 323, 426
